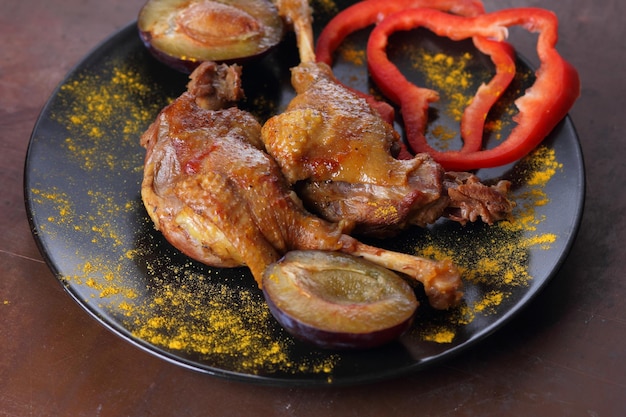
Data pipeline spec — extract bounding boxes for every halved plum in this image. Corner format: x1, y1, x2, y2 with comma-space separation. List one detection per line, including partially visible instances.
138, 0, 284, 72
262, 251, 419, 350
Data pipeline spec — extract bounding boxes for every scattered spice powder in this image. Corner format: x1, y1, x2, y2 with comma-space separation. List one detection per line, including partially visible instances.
30, 187, 75, 233
32, 57, 341, 379
402, 45, 529, 150
339, 44, 366, 66
54, 64, 164, 172
412, 145, 562, 342
331, 40, 371, 93
422, 328, 456, 344
311, 0, 338, 21
429, 125, 458, 150
412, 50, 474, 122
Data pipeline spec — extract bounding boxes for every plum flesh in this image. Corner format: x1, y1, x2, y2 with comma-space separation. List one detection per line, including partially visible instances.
138, 0, 284, 72
262, 251, 419, 350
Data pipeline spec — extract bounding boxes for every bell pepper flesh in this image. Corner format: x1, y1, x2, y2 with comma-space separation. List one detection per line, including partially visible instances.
315, 0, 487, 65
460, 37, 517, 154
367, 7, 581, 171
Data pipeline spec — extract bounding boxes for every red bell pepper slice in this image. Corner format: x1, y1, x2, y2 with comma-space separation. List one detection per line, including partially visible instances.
460, 37, 517, 154
315, 0, 487, 65
315, 0, 486, 134
367, 7, 581, 171
368, 36, 516, 158
315, 0, 515, 158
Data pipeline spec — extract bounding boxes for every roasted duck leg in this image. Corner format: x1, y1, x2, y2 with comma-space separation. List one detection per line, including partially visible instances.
262, 0, 514, 237
140, 61, 462, 309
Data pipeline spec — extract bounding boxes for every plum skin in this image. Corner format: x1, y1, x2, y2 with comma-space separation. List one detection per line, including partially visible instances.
262, 251, 419, 350
264, 293, 416, 350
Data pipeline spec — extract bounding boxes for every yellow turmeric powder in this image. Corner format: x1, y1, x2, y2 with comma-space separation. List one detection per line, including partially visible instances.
412, 145, 562, 343
36, 57, 341, 378
55, 65, 164, 172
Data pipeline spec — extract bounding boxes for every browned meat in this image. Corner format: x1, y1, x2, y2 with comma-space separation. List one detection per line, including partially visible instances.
261, 0, 514, 237
140, 61, 463, 309
261, 61, 513, 237
444, 172, 514, 225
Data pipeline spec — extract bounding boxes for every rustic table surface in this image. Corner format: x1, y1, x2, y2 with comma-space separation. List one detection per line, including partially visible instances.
2, 0, 624, 415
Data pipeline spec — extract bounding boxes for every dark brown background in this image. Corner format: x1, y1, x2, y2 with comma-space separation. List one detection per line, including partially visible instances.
2, 0, 624, 415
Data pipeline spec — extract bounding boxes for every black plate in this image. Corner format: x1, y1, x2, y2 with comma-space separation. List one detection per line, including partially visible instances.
24, 1, 584, 386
